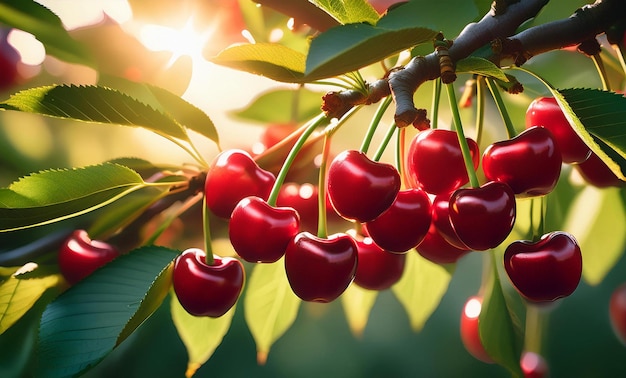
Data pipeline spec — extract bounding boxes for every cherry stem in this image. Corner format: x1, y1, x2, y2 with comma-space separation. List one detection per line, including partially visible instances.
475, 76, 486, 146
360, 95, 393, 154
267, 113, 328, 207
590, 53, 611, 91
202, 195, 214, 265
317, 133, 333, 239
431, 77, 442, 129
485, 77, 516, 139
143, 192, 203, 246
396, 126, 407, 187
445, 82, 480, 189
524, 303, 550, 355
613, 44, 626, 79
372, 123, 397, 162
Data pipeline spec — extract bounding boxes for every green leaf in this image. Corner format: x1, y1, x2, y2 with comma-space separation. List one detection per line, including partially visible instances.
377, 1, 479, 36
562, 186, 626, 286
232, 88, 325, 124
392, 252, 452, 331
552, 89, 626, 179
0, 0, 93, 66
36, 246, 179, 378
171, 292, 235, 377
0, 263, 60, 335
0, 163, 171, 232
479, 254, 524, 378
310, 0, 380, 25
244, 261, 301, 364
305, 24, 437, 80
210, 43, 307, 83
456, 56, 509, 82
340, 284, 378, 337
0, 85, 191, 142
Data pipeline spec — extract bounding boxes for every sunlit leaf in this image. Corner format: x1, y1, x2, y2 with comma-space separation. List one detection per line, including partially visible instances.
479, 254, 524, 378
456, 56, 508, 82
310, 0, 380, 25
36, 246, 179, 378
244, 261, 301, 364
171, 291, 235, 378
232, 88, 325, 124
0, 0, 93, 66
0, 263, 60, 334
0, 85, 191, 142
392, 252, 452, 331
210, 43, 306, 83
340, 284, 378, 337
562, 186, 626, 286
0, 163, 172, 232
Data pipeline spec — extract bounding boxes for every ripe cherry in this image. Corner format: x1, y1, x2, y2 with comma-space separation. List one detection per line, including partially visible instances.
327, 150, 400, 223
416, 222, 471, 264
406, 128, 480, 195
0, 29, 21, 90
173, 248, 245, 317
449, 181, 516, 251
460, 296, 494, 363
482, 126, 562, 197
353, 236, 406, 290
504, 231, 582, 302
521, 351, 549, 378
431, 193, 469, 249
58, 230, 119, 285
204, 149, 275, 218
609, 282, 626, 345
284, 232, 358, 302
526, 97, 591, 164
229, 196, 300, 263
364, 188, 431, 253
574, 151, 624, 188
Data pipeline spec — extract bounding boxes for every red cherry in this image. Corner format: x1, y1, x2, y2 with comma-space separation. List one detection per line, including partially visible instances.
483, 126, 562, 197
526, 97, 591, 164
521, 351, 549, 378
449, 181, 516, 251
58, 230, 119, 285
0, 29, 21, 90
460, 296, 494, 363
504, 231, 582, 302
353, 236, 406, 290
204, 149, 276, 218
416, 221, 471, 264
406, 129, 480, 195
261, 123, 298, 149
277, 183, 319, 233
327, 150, 400, 223
431, 193, 469, 249
284, 232, 358, 302
610, 282, 626, 345
364, 189, 431, 253
172, 249, 245, 317
229, 196, 300, 263
574, 151, 624, 188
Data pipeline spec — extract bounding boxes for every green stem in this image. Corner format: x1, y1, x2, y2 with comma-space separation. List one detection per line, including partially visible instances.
524, 303, 549, 354
445, 83, 480, 188
396, 126, 406, 186
613, 44, 626, 80
317, 133, 332, 239
373, 123, 397, 162
267, 113, 327, 207
202, 195, 214, 265
485, 78, 517, 139
475, 76, 486, 146
143, 192, 203, 246
431, 78, 442, 129
590, 53, 611, 91
360, 95, 393, 154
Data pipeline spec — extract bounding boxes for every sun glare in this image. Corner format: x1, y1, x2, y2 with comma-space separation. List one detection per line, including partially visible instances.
139, 18, 214, 66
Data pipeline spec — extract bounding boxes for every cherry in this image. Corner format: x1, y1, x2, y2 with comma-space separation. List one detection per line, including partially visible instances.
431, 193, 469, 249
609, 282, 626, 345
327, 150, 400, 223
406, 129, 480, 195
172, 248, 245, 317
520, 351, 549, 378
504, 231, 582, 302
353, 236, 406, 290
416, 222, 471, 264
229, 196, 300, 263
364, 188, 431, 253
0, 29, 21, 90
574, 151, 624, 188
482, 126, 562, 197
58, 230, 119, 285
284, 232, 358, 302
261, 123, 298, 149
449, 181, 516, 251
526, 97, 591, 164
460, 296, 494, 364
204, 149, 276, 218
